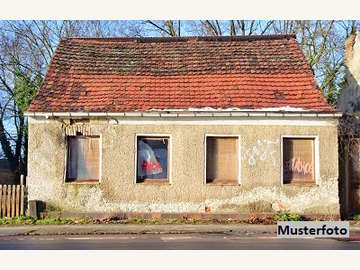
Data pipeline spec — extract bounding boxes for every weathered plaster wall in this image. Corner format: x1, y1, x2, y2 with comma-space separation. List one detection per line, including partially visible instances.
27, 117, 339, 215
338, 31, 360, 113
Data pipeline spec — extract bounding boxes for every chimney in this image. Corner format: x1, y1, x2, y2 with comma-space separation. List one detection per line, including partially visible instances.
338, 31, 360, 114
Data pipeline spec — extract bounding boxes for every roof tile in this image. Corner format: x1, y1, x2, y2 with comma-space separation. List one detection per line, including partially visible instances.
28, 35, 334, 112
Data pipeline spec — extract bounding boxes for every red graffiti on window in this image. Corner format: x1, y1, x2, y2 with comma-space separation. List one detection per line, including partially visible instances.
142, 160, 162, 173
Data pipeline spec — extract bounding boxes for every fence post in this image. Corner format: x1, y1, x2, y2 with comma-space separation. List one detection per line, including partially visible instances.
1, 185, 5, 217
16, 185, 20, 217
20, 175, 24, 216
6, 185, 11, 218
11, 185, 15, 218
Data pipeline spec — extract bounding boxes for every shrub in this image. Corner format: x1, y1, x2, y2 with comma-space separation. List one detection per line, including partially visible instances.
350, 214, 360, 221
274, 211, 301, 221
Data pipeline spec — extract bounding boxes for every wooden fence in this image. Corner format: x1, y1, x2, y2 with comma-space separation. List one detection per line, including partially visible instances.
0, 176, 25, 218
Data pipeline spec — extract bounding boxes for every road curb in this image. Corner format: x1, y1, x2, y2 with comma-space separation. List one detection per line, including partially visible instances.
1, 224, 360, 238
0, 224, 277, 237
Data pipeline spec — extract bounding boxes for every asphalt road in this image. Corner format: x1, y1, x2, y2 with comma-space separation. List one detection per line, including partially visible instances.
0, 234, 360, 250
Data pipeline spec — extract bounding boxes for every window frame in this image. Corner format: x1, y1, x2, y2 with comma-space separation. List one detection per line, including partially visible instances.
204, 134, 241, 186
64, 134, 102, 184
280, 135, 320, 186
134, 134, 172, 185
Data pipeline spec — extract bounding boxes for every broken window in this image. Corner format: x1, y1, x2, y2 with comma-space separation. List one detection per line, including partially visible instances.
66, 136, 100, 182
136, 136, 169, 183
206, 136, 239, 185
283, 138, 315, 184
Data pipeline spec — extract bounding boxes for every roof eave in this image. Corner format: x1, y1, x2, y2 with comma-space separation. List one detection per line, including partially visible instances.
24, 110, 342, 118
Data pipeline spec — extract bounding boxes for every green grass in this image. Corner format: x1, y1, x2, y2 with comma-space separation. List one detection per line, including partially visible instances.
0, 216, 244, 226
0, 216, 36, 225
0, 216, 94, 225
273, 211, 301, 221
0, 212, 305, 226
34, 217, 68, 225
350, 214, 360, 221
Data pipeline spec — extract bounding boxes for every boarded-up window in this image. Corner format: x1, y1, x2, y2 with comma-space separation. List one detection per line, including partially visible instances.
66, 136, 100, 182
283, 138, 315, 184
206, 137, 238, 184
136, 136, 169, 183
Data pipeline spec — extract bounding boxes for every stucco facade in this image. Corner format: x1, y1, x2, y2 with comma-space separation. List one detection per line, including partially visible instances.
27, 115, 340, 215
338, 31, 360, 114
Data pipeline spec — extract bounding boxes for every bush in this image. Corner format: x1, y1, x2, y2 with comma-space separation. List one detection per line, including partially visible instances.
274, 211, 301, 221
350, 214, 360, 221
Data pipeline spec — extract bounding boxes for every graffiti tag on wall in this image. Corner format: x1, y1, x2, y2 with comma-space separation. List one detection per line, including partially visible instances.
284, 157, 313, 175
245, 139, 279, 166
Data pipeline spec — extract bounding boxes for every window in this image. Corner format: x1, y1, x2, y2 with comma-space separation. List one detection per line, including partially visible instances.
66, 136, 100, 183
136, 136, 169, 183
206, 136, 239, 185
282, 138, 315, 184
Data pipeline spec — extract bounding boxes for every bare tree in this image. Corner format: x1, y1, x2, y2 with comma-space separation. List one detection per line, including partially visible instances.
233, 20, 272, 36
294, 21, 354, 106
145, 20, 181, 37
0, 20, 131, 178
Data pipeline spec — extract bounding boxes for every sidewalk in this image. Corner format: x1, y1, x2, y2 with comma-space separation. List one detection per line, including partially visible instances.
0, 224, 277, 237
1, 223, 360, 238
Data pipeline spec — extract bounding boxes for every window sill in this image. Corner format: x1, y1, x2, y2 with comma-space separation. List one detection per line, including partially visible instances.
283, 182, 317, 187
206, 179, 239, 186
206, 183, 240, 186
136, 179, 170, 185
65, 180, 100, 185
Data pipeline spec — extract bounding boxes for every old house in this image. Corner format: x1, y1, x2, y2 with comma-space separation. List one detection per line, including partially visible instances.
25, 35, 341, 216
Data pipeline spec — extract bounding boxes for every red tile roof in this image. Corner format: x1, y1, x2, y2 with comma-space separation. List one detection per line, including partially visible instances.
28, 35, 334, 113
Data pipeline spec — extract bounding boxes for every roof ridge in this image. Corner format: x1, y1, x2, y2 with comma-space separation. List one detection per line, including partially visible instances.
63, 34, 296, 43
